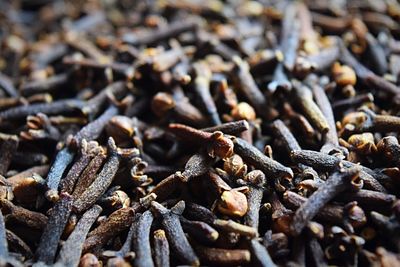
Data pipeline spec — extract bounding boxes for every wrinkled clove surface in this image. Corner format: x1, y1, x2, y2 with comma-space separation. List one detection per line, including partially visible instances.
0, 1, 399, 266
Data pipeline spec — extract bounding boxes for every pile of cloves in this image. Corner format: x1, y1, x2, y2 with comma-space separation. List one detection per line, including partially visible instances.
1, 0, 400, 266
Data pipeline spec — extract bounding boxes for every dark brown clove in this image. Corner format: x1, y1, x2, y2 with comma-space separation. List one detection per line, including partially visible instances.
169, 123, 234, 159
0, 134, 19, 176
213, 219, 258, 238
306, 74, 346, 155
291, 167, 361, 235
0, 99, 85, 121
45, 146, 75, 202
124, 20, 198, 46
280, 2, 300, 72
292, 80, 330, 134
233, 137, 293, 179
70, 105, 119, 148
20, 72, 69, 97
6, 230, 33, 260
151, 201, 199, 266
180, 217, 219, 243
249, 238, 276, 267
56, 205, 102, 266
192, 61, 221, 125
232, 56, 277, 121
0, 209, 8, 258
195, 245, 251, 266
201, 120, 249, 135
133, 210, 155, 267
241, 170, 265, 229
283, 191, 344, 224
291, 149, 387, 192
59, 140, 101, 194
0, 72, 18, 97
73, 138, 139, 213
35, 193, 73, 264
72, 148, 107, 198
83, 207, 135, 253
151, 92, 207, 127
0, 199, 48, 230
153, 229, 170, 267
101, 217, 137, 264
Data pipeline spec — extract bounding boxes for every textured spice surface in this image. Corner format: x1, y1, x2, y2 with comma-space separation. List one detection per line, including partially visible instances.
0, 1, 400, 266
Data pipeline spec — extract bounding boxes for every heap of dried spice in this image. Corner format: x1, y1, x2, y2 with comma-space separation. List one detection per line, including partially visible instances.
1, 0, 400, 266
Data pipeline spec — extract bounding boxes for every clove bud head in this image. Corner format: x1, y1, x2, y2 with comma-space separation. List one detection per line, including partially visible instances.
218, 190, 248, 217
208, 131, 234, 158
332, 62, 357, 86
151, 92, 175, 117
